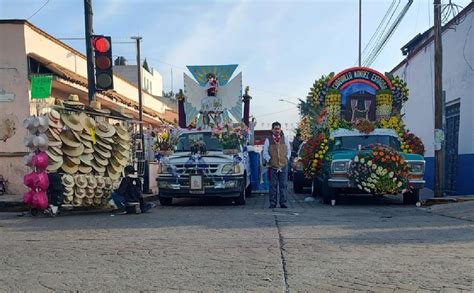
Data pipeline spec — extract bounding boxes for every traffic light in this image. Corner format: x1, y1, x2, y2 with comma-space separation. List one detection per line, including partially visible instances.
92, 35, 114, 91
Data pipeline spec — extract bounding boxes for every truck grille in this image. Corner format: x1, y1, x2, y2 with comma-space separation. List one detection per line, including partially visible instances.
174, 164, 220, 174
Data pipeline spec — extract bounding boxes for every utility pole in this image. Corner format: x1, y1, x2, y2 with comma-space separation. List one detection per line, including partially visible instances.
358, 0, 362, 67
131, 36, 145, 153
84, 0, 95, 104
434, 0, 443, 197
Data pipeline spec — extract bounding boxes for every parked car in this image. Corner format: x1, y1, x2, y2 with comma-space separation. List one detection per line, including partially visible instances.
291, 142, 312, 193
313, 128, 425, 205
156, 130, 251, 206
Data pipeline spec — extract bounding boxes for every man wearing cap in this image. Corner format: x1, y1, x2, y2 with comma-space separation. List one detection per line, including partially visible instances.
111, 165, 155, 214
263, 122, 291, 209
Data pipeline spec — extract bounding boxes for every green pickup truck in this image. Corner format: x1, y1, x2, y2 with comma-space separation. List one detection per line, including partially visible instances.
312, 128, 425, 205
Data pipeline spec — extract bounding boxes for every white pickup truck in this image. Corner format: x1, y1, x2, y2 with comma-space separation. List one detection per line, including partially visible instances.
156, 130, 251, 206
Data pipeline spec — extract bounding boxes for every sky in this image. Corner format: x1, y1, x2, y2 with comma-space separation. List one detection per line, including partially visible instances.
1, 0, 472, 133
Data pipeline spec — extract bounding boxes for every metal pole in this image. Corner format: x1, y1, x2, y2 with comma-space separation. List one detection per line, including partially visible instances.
84, 0, 95, 104
358, 0, 362, 67
132, 36, 144, 152
434, 0, 443, 197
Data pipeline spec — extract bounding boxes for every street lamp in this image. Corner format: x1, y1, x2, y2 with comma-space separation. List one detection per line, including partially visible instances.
278, 98, 298, 105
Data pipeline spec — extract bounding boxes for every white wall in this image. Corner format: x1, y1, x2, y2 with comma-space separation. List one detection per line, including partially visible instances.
393, 10, 474, 157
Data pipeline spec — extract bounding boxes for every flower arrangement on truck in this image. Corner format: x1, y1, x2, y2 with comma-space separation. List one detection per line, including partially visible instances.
296, 67, 425, 205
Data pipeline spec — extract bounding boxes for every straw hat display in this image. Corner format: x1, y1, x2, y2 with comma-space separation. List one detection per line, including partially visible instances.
48, 110, 63, 129
95, 121, 115, 138
75, 187, 86, 199
63, 94, 84, 108
78, 165, 92, 174
74, 175, 88, 189
62, 113, 83, 132
91, 100, 111, 114
105, 124, 131, 180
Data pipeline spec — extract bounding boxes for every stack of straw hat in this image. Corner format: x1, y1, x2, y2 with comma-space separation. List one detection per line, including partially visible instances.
61, 174, 75, 204
45, 110, 64, 172
91, 121, 115, 176
107, 124, 130, 180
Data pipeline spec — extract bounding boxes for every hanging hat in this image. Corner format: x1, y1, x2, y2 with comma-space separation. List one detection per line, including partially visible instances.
114, 148, 129, 160
46, 149, 62, 162
74, 175, 88, 189
48, 110, 63, 128
107, 165, 122, 180
104, 177, 113, 189
78, 164, 93, 174
64, 195, 73, 203
80, 153, 93, 165
47, 140, 62, 148
84, 197, 94, 206
93, 155, 109, 167
62, 159, 79, 174
78, 113, 96, 129
94, 145, 111, 159
95, 189, 104, 198
47, 157, 63, 172
80, 131, 93, 142
86, 175, 98, 189
33, 134, 49, 151
62, 174, 75, 188
93, 197, 102, 205
75, 188, 86, 199
95, 137, 112, 150
62, 113, 83, 132
47, 127, 61, 141
85, 188, 95, 199
111, 155, 127, 168
81, 138, 93, 149
96, 176, 106, 189
65, 155, 80, 165
60, 130, 81, 147
71, 130, 83, 142
91, 161, 106, 173
63, 144, 84, 157
115, 106, 133, 119
95, 121, 115, 138
115, 125, 130, 141
83, 146, 94, 154
64, 186, 74, 195
91, 100, 111, 114
49, 145, 63, 156
116, 141, 130, 151
64, 94, 84, 107
72, 196, 83, 206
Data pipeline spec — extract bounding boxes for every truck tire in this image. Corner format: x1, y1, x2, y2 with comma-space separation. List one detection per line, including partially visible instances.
293, 176, 303, 193
403, 189, 420, 205
245, 183, 252, 198
159, 197, 173, 206
235, 181, 246, 205
322, 178, 335, 205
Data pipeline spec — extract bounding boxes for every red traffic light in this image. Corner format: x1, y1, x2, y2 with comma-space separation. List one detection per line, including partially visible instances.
92, 37, 110, 53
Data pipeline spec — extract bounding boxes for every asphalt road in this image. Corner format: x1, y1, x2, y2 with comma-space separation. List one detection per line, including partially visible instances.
0, 186, 473, 292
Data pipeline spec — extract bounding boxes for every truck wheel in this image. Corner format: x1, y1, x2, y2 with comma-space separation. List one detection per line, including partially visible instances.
322, 178, 335, 205
245, 184, 252, 198
293, 176, 303, 193
159, 197, 173, 206
403, 189, 420, 205
235, 182, 246, 205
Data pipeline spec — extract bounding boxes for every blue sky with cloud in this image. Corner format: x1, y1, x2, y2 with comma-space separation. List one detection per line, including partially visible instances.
2, 0, 471, 132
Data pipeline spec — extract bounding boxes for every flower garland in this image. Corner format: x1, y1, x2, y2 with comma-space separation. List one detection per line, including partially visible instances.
401, 131, 425, 155
376, 90, 393, 119
376, 116, 405, 137
211, 123, 249, 150
299, 116, 313, 141
348, 145, 409, 195
388, 75, 409, 113
300, 132, 329, 178
307, 73, 333, 107
325, 89, 341, 122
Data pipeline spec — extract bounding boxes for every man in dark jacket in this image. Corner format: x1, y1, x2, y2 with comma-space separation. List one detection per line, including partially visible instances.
111, 165, 155, 214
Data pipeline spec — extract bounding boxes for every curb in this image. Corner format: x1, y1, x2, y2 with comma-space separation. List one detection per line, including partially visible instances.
423, 196, 474, 206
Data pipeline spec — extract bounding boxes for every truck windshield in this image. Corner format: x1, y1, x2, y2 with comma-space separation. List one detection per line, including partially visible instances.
175, 132, 224, 152
332, 135, 400, 151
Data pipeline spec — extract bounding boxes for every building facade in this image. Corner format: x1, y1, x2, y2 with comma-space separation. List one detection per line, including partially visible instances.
391, 3, 474, 195
0, 19, 172, 194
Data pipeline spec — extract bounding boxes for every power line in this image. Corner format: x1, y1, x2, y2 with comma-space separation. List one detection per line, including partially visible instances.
27, 0, 50, 20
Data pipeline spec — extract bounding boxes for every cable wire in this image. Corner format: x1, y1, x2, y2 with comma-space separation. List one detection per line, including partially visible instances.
27, 0, 50, 20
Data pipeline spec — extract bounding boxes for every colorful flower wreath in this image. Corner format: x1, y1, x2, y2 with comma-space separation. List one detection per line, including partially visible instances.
301, 132, 329, 178
401, 131, 425, 155
348, 144, 410, 195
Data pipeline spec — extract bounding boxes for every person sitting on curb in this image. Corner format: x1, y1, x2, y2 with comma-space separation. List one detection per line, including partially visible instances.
111, 165, 155, 214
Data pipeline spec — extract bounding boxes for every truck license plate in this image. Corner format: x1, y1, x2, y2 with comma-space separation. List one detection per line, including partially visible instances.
189, 175, 204, 194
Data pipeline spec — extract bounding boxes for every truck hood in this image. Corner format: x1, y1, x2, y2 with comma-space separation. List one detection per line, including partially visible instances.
167, 151, 236, 164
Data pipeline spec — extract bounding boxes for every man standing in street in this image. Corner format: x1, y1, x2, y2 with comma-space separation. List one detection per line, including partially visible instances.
263, 122, 292, 208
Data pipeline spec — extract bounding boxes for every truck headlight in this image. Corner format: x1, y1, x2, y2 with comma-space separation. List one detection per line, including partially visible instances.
222, 164, 241, 174
408, 161, 424, 175
331, 160, 349, 174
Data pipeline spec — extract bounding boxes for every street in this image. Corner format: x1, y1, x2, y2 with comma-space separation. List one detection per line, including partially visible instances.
1, 188, 473, 292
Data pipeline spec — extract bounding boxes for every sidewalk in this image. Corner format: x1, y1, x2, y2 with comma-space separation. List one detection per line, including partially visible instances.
0, 193, 158, 213
426, 200, 474, 222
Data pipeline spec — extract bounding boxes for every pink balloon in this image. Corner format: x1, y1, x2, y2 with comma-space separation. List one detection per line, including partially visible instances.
32, 152, 49, 170
32, 191, 48, 210
22, 190, 35, 205
35, 172, 49, 191
23, 172, 37, 188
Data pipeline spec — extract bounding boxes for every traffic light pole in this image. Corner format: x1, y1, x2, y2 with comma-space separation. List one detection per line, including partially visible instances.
84, 0, 95, 104
132, 36, 144, 152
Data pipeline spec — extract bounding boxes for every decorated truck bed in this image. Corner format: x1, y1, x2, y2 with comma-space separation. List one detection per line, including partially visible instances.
297, 67, 426, 205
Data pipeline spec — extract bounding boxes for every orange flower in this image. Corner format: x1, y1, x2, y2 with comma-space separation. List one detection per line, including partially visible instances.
380, 152, 384, 156
391, 156, 396, 161
381, 158, 386, 162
